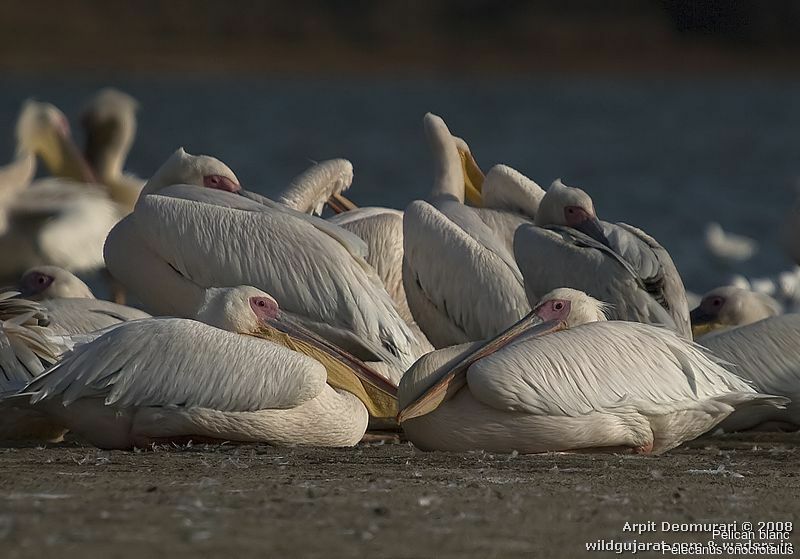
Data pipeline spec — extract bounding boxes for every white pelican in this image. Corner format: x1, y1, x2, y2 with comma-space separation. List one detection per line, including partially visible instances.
18, 265, 95, 300
104, 148, 422, 382
0, 292, 69, 441
0, 101, 120, 281
514, 179, 691, 338
13, 286, 397, 449
727, 267, 800, 313
14, 100, 96, 183
694, 312, 800, 430
81, 88, 145, 214
402, 114, 531, 348
690, 286, 782, 338
704, 222, 758, 266
398, 288, 785, 454
14, 266, 148, 336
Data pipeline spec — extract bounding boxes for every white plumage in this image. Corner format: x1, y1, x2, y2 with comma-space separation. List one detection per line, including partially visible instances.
514, 179, 691, 337
105, 149, 421, 381
698, 314, 800, 430
399, 288, 784, 454
0, 292, 70, 442
0, 101, 122, 281
402, 114, 531, 348
15, 286, 394, 449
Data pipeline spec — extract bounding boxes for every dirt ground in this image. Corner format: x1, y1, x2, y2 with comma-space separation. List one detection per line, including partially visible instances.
1, 433, 798, 559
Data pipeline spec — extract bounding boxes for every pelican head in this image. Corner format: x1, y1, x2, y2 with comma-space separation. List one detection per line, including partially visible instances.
195, 286, 278, 334
15, 100, 96, 183
196, 285, 398, 419
535, 179, 609, 246
534, 288, 609, 327
690, 286, 782, 338
81, 88, 139, 181
141, 148, 241, 197
19, 266, 95, 301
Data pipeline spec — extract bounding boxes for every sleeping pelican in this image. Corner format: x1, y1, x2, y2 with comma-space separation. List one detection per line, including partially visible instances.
398, 288, 784, 454
18, 266, 95, 300
0, 101, 119, 281
694, 312, 800, 430
13, 286, 397, 449
402, 114, 531, 348
0, 292, 69, 441
81, 88, 144, 214
514, 179, 691, 338
12, 266, 149, 335
104, 148, 422, 382
690, 286, 782, 338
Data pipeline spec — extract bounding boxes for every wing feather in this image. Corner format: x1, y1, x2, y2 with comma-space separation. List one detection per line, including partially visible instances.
26, 318, 327, 411
700, 315, 800, 398
403, 200, 530, 347
514, 224, 679, 332
132, 191, 417, 371
466, 322, 753, 416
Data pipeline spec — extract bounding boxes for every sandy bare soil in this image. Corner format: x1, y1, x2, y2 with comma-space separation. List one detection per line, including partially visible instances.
1, 433, 799, 558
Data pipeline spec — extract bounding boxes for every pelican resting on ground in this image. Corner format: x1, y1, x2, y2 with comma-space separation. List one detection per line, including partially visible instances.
694, 313, 800, 430
690, 286, 782, 338
402, 114, 531, 348
0, 101, 120, 281
81, 88, 144, 214
398, 288, 784, 454
104, 148, 423, 382
514, 179, 691, 338
18, 266, 95, 300
14, 266, 149, 334
10, 286, 397, 449
727, 267, 800, 314
0, 292, 69, 441
690, 287, 799, 430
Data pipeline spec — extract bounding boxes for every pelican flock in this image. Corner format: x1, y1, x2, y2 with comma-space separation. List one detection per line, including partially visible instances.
0, 92, 798, 460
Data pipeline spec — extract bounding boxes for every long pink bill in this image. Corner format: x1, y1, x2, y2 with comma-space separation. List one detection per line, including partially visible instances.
397, 315, 567, 423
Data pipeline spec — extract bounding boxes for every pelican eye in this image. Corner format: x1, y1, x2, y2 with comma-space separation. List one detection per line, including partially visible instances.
554, 302, 564, 311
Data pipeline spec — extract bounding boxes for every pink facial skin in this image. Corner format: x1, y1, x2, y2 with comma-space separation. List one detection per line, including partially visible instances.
535, 299, 572, 322
21, 271, 54, 296
203, 174, 241, 193
249, 296, 280, 322
564, 206, 594, 227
